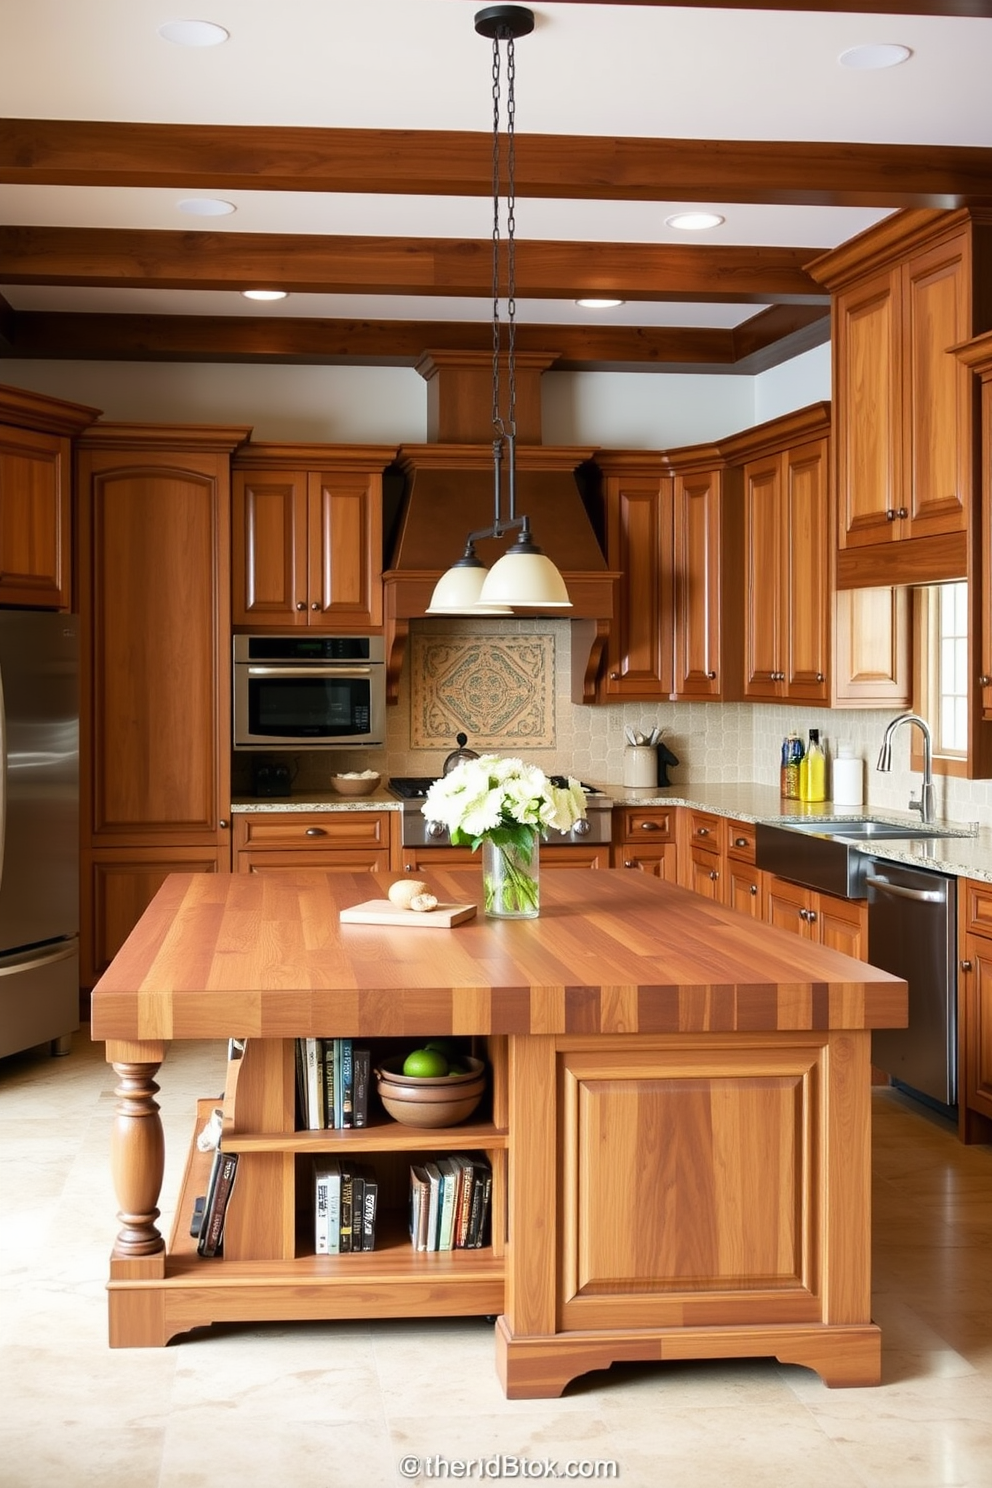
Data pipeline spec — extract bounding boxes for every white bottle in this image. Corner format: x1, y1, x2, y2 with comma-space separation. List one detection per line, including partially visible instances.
831, 741, 864, 808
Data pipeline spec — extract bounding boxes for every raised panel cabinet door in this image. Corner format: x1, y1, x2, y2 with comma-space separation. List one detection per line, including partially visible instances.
231, 469, 308, 626
602, 473, 673, 699
743, 453, 783, 700
308, 471, 383, 628
238, 848, 391, 873
726, 862, 764, 918
961, 933, 992, 1123
765, 876, 814, 938
902, 232, 971, 540
672, 469, 722, 698
783, 439, 829, 701
79, 449, 231, 844
834, 268, 901, 549
617, 844, 678, 880
0, 425, 71, 609
814, 893, 867, 961
832, 587, 911, 708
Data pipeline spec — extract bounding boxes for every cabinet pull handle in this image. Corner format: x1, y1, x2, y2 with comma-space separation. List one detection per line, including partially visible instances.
707, 670, 717, 679
980, 676, 992, 687
799, 907, 809, 920
960, 960, 973, 972
885, 509, 897, 522
697, 827, 710, 837
709, 869, 719, 881
296, 601, 307, 610
816, 672, 824, 682
305, 826, 327, 837
219, 819, 229, 829
750, 883, 758, 896
807, 910, 817, 923
639, 821, 660, 831
311, 602, 321, 611
734, 836, 748, 847
609, 670, 619, 680
624, 859, 636, 868
897, 506, 908, 519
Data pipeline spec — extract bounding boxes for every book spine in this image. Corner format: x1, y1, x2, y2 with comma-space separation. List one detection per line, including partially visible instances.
352, 1048, 370, 1128
424, 1161, 443, 1252
305, 1038, 322, 1130
333, 1039, 344, 1128
339, 1164, 353, 1253
327, 1159, 341, 1255
350, 1171, 364, 1251
360, 1165, 378, 1251
196, 1146, 225, 1257
199, 1151, 239, 1258
454, 1155, 474, 1249
340, 1039, 353, 1128
314, 1163, 330, 1254
322, 1038, 335, 1129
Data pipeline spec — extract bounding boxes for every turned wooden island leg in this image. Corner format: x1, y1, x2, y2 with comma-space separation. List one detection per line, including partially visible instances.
105, 1040, 170, 1346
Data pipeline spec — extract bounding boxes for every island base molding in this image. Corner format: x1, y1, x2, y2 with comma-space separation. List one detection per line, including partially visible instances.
495, 1317, 882, 1399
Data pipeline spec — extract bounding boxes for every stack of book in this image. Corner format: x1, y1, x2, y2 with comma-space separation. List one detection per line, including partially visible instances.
296, 1038, 371, 1130
409, 1155, 492, 1252
313, 1159, 379, 1253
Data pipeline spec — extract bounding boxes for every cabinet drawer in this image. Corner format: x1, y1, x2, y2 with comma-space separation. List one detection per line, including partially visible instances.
233, 811, 391, 852
963, 879, 992, 938
619, 808, 673, 843
725, 821, 757, 863
686, 810, 720, 847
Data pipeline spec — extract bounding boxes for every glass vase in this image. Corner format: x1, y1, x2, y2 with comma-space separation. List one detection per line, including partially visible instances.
481, 832, 540, 919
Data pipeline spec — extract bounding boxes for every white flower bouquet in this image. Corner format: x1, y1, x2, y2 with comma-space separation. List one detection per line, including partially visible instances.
422, 756, 587, 916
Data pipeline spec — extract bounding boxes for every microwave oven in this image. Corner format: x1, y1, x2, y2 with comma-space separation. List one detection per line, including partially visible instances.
233, 635, 386, 749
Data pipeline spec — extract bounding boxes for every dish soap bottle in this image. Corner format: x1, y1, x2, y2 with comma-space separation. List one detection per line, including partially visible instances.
799, 728, 826, 803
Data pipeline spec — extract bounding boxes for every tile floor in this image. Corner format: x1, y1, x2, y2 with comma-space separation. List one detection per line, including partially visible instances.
1, 1029, 990, 1488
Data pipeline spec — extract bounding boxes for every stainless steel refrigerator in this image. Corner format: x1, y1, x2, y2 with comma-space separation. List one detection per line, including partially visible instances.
0, 611, 79, 1058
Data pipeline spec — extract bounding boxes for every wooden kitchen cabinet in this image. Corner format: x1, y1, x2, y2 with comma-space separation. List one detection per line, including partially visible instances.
595, 454, 674, 701
809, 209, 992, 589
669, 446, 742, 701
955, 332, 992, 724
232, 444, 394, 631
765, 875, 867, 960
0, 383, 99, 610
234, 810, 396, 873
76, 423, 248, 986
724, 819, 765, 918
956, 878, 992, 1143
678, 808, 724, 898
614, 806, 677, 880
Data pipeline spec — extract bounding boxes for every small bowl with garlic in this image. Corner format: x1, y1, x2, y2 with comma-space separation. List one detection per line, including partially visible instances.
330, 770, 381, 798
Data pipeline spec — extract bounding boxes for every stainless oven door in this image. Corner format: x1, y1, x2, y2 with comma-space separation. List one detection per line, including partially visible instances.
234, 663, 385, 748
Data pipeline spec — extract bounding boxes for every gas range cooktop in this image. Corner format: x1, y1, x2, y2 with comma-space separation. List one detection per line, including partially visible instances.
389, 776, 602, 800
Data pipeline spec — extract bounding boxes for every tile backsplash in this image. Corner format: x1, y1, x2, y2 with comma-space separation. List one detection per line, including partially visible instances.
235, 616, 992, 827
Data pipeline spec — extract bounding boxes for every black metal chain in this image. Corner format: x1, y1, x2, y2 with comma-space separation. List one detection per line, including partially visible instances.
489, 28, 518, 445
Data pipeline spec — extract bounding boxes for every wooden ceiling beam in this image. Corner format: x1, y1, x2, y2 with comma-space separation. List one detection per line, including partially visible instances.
535, 0, 992, 15
3, 119, 992, 208
0, 305, 830, 370
0, 226, 826, 303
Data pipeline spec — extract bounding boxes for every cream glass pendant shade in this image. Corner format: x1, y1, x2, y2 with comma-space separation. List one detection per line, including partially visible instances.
478, 544, 572, 608
426, 554, 512, 615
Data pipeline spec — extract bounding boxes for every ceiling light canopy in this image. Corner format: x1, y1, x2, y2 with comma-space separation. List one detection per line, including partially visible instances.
177, 198, 236, 217
241, 289, 288, 301
666, 212, 725, 232
428, 6, 571, 618
157, 20, 230, 47
838, 43, 912, 70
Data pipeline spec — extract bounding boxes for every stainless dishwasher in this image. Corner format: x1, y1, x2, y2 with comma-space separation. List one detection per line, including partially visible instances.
867, 859, 957, 1109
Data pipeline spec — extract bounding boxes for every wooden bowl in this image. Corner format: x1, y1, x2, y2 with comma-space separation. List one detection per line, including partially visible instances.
330, 773, 380, 797
375, 1055, 486, 1127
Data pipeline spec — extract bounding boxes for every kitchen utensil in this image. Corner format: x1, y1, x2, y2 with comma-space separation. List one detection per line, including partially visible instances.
647, 727, 661, 747
624, 726, 638, 747
442, 732, 479, 774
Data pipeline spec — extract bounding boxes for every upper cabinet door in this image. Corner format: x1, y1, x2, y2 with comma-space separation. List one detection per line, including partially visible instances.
600, 470, 673, 701
672, 467, 723, 699
833, 266, 901, 550
902, 233, 971, 541
0, 424, 72, 610
232, 469, 308, 627
743, 453, 783, 700
783, 438, 829, 701
308, 470, 383, 629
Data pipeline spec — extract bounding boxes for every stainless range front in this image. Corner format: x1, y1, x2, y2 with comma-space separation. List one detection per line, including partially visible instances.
389, 777, 613, 849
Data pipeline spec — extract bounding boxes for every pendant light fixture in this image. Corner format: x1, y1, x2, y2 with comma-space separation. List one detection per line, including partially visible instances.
427, 5, 571, 615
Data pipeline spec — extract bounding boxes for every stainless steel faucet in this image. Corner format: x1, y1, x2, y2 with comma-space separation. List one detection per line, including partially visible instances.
876, 712, 936, 824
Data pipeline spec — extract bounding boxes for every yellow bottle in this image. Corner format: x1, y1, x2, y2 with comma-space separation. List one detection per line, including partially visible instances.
799, 728, 826, 803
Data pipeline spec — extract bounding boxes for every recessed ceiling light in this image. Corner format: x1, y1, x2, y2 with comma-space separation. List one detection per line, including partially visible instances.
158, 20, 230, 48
838, 43, 912, 70
666, 212, 726, 232
177, 198, 236, 217
576, 298, 625, 309
241, 289, 288, 301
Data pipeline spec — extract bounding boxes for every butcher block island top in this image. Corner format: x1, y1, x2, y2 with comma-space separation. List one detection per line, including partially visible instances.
91, 868, 905, 1041
91, 869, 907, 1399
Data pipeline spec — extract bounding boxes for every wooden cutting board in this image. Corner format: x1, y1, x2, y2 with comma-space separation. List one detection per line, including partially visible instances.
339, 899, 478, 928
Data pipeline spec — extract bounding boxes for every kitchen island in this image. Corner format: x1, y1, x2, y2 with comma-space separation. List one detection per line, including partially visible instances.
91, 867, 907, 1397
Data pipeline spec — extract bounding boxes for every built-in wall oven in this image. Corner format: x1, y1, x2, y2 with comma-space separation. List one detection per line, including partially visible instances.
233, 635, 386, 749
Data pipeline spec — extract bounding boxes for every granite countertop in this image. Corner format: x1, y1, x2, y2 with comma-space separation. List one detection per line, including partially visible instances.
231, 778, 992, 883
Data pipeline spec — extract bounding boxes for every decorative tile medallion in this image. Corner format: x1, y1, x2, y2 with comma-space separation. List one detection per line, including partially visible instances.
410, 634, 555, 748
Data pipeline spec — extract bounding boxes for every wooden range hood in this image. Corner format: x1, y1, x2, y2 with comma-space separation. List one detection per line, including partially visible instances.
382, 351, 618, 703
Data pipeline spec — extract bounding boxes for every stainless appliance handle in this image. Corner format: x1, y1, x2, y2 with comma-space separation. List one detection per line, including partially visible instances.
0, 659, 5, 898
246, 666, 373, 679
0, 940, 78, 976
865, 874, 945, 904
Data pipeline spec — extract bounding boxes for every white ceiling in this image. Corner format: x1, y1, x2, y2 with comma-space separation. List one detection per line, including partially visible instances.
2, 0, 990, 345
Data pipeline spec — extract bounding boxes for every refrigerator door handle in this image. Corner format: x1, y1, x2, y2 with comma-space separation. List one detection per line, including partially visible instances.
0, 940, 78, 977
